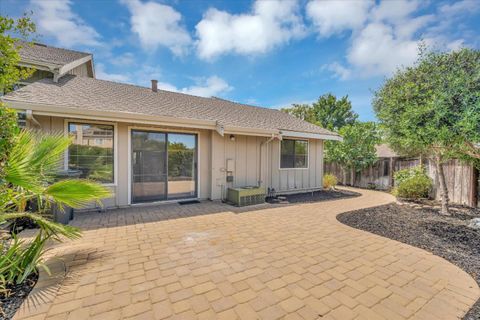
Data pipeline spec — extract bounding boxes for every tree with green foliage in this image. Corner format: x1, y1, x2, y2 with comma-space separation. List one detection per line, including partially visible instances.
282, 93, 358, 131
0, 13, 36, 93
1, 14, 36, 177
374, 47, 480, 214
325, 122, 380, 186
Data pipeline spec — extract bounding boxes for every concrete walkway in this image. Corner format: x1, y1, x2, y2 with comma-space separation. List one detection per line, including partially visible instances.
15, 188, 479, 320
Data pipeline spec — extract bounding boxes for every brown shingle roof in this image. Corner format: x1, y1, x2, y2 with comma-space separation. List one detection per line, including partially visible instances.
4, 75, 339, 137
376, 144, 398, 158
16, 41, 91, 67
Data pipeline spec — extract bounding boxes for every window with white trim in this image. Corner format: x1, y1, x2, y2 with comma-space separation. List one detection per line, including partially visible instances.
280, 139, 308, 169
68, 122, 114, 183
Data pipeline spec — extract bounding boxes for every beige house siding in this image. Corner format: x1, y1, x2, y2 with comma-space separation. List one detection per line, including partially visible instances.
67, 62, 91, 77
210, 133, 267, 200
266, 139, 324, 193
30, 115, 325, 208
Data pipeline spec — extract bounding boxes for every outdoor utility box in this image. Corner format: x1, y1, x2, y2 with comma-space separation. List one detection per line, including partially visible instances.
227, 187, 266, 206
226, 159, 235, 172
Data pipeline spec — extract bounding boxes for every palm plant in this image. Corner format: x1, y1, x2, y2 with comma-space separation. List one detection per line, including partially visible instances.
0, 129, 112, 291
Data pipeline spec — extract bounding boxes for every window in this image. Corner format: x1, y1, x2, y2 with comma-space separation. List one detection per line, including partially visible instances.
280, 139, 308, 169
68, 122, 114, 183
383, 160, 390, 176
17, 112, 27, 128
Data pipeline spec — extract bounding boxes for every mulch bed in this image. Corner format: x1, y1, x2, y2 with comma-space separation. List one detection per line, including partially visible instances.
337, 202, 480, 320
0, 273, 38, 320
267, 189, 360, 204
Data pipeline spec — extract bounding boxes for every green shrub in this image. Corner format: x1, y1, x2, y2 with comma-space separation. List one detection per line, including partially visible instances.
323, 174, 338, 190
0, 234, 49, 294
393, 166, 432, 199
394, 165, 425, 186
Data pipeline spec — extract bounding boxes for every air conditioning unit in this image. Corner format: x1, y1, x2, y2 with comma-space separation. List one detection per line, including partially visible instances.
227, 186, 266, 207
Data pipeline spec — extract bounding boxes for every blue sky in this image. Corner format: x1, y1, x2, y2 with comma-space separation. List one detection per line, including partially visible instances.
3, 0, 480, 120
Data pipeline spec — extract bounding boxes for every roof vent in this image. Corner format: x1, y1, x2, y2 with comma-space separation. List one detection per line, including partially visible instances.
151, 79, 158, 92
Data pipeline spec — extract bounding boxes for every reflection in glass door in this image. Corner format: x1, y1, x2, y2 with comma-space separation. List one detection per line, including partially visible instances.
131, 131, 167, 203
168, 134, 197, 199
131, 130, 197, 203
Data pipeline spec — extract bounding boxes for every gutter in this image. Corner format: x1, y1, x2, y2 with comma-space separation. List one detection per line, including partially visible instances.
280, 130, 342, 142
25, 109, 41, 127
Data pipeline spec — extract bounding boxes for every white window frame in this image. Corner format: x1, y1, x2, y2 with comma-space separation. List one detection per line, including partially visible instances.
279, 138, 309, 170
64, 119, 118, 186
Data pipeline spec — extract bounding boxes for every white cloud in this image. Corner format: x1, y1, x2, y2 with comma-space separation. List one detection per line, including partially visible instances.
446, 39, 466, 51
347, 23, 419, 77
324, 62, 352, 80
370, 0, 420, 23
96, 61, 231, 98
30, 0, 100, 47
439, 0, 480, 17
121, 0, 191, 55
195, 0, 306, 60
96, 63, 131, 83
313, 0, 475, 79
306, 0, 373, 37
110, 52, 136, 66
159, 76, 232, 97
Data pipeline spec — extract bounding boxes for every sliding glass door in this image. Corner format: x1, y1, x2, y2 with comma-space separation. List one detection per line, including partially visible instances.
131, 130, 197, 203
131, 131, 167, 203
168, 134, 197, 199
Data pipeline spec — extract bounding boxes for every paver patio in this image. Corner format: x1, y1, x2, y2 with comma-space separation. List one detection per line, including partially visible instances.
14, 188, 479, 320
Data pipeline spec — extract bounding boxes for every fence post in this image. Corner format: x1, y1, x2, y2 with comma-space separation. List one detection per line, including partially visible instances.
388, 157, 395, 188
471, 166, 479, 208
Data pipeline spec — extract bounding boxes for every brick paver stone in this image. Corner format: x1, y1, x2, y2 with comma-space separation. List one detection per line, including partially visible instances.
12, 188, 479, 320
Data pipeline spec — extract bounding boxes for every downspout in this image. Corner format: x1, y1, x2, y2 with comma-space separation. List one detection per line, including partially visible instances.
25, 109, 41, 128
258, 134, 278, 190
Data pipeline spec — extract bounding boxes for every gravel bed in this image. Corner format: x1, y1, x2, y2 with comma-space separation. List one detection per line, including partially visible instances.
337, 203, 480, 320
268, 189, 361, 204
0, 273, 38, 320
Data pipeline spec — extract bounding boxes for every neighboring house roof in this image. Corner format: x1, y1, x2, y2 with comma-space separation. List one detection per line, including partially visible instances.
16, 41, 94, 80
3, 75, 340, 139
376, 144, 398, 158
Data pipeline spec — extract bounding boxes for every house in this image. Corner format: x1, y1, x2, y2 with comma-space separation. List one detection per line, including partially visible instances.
2, 42, 341, 207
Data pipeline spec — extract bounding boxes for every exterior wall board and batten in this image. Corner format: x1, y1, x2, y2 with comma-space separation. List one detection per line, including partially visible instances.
28, 115, 326, 208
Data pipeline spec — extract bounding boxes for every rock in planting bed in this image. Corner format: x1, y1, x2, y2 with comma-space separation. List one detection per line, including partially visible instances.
337, 202, 480, 320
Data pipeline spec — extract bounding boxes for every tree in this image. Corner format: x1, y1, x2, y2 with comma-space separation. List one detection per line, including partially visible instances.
325, 122, 380, 186
1, 13, 36, 177
282, 93, 358, 131
373, 47, 480, 214
0, 13, 36, 93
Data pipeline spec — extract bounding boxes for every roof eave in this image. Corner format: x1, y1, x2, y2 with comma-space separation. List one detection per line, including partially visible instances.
17, 60, 61, 71
2, 99, 340, 139
280, 130, 342, 141
2, 99, 217, 130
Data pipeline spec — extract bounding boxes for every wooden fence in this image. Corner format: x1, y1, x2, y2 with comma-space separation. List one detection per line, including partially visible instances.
324, 158, 479, 207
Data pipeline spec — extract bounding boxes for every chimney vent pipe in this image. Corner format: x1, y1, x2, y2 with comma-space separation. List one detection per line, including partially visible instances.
151, 79, 158, 92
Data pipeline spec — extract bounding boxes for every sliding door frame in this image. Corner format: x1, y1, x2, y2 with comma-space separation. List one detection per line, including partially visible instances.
127, 126, 200, 205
